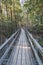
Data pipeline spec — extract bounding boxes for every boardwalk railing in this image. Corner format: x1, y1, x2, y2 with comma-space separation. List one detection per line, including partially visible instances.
25, 29, 43, 65
0, 29, 21, 65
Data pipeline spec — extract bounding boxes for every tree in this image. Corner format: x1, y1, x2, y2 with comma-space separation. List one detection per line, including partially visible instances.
24, 0, 43, 26
0, 0, 22, 37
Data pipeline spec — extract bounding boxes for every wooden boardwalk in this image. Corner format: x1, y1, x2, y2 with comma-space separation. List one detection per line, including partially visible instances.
6, 29, 36, 65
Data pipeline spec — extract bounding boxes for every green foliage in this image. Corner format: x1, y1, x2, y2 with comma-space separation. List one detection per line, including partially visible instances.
30, 24, 43, 34
24, 0, 43, 25
36, 24, 43, 33
0, 0, 22, 37
38, 38, 43, 47
0, 21, 16, 37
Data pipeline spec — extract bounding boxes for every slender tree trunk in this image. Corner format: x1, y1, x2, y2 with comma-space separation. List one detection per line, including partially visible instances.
6, 4, 8, 18
13, 0, 17, 30
40, 15, 43, 24
10, 8, 12, 22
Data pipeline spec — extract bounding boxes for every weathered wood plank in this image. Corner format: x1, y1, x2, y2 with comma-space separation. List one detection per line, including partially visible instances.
6, 28, 36, 65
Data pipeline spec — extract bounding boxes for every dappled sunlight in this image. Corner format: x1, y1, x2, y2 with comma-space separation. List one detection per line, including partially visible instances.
14, 45, 31, 49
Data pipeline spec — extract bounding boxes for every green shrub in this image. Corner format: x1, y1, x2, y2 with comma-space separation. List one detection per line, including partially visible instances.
0, 21, 17, 38
30, 24, 43, 34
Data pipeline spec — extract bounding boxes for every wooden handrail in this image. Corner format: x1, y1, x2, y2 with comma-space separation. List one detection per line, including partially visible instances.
0, 29, 19, 50
26, 29, 43, 57
0, 29, 20, 65
25, 29, 43, 65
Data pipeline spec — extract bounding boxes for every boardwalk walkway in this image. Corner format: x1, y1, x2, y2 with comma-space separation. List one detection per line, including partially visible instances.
6, 28, 36, 65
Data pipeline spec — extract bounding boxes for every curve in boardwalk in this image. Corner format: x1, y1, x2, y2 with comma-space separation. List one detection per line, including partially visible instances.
6, 28, 36, 65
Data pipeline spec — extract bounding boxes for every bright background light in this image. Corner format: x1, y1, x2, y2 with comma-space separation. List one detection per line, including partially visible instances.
20, 0, 25, 6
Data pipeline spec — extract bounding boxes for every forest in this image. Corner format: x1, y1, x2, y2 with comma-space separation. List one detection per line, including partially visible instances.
0, 0, 43, 46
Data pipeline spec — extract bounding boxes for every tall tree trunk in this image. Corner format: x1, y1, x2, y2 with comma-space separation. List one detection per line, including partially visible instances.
13, 0, 17, 30
40, 15, 43, 24
0, 4, 2, 21
6, 4, 8, 18
10, 8, 12, 22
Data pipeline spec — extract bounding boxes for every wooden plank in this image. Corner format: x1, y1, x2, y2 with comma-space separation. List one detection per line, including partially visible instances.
6, 28, 36, 65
